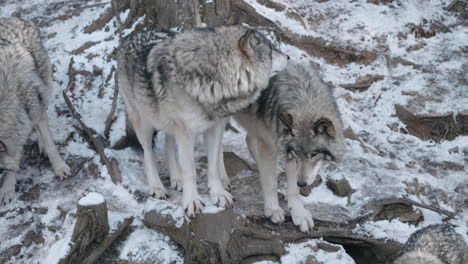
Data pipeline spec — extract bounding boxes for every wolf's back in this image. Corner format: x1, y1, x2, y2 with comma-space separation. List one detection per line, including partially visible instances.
116, 30, 175, 150
0, 17, 51, 87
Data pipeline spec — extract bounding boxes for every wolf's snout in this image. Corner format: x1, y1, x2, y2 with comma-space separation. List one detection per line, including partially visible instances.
297, 181, 307, 187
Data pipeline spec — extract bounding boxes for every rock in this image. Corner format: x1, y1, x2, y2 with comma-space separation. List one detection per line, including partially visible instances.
448, 146, 459, 153
340, 75, 384, 92
300, 176, 322, 197
406, 161, 416, 168
199, 151, 252, 178
6, 245, 22, 258
326, 177, 352, 197
395, 105, 468, 141
367, 199, 424, 225
22, 230, 45, 247
19, 185, 41, 202
317, 241, 341, 252
305, 255, 318, 264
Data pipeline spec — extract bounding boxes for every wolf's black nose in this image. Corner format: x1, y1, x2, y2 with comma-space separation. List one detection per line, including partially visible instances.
297, 181, 307, 187
287, 55, 290, 60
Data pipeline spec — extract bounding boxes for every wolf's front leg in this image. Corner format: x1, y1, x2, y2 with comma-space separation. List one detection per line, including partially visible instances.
36, 112, 70, 178
132, 118, 167, 199
165, 134, 182, 191
256, 138, 284, 224
0, 171, 16, 206
176, 132, 204, 217
286, 161, 314, 233
204, 119, 233, 208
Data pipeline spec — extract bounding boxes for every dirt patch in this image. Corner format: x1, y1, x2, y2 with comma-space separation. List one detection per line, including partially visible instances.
395, 105, 468, 141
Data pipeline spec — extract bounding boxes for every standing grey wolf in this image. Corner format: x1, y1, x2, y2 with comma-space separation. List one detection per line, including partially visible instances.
116, 26, 289, 216
0, 17, 71, 205
394, 224, 468, 264
228, 63, 344, 232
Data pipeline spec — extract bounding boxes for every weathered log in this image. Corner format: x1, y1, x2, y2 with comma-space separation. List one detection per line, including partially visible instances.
59, 192, 109, 264
395, 105, 468, 141
143, 152, 408, 264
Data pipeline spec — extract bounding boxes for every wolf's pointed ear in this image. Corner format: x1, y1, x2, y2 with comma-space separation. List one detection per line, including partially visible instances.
279, 112, 294, 131
238, 29, 258, 59
0, 141, 19, 172
314, 118, 335, 138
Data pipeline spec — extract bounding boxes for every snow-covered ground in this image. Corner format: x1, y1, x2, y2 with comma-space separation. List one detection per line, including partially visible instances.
0, 0, 466, 263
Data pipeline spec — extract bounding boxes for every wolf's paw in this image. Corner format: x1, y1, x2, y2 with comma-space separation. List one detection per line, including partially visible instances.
210, 188, 234, 208
0, 176, 16, 206
220, 176, 231, 191
265, 205, 285, 224
170, 177, 183, 192
52, 159, 71, 178
150, 185, 168, 200
183, 194, 204, 217
290, 203, 314, 233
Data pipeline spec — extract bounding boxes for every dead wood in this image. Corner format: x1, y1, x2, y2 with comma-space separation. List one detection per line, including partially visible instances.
59, 196, 109, 264
104, 67, 119, 140
63, 58, 122, 183
82, 217, 133, 264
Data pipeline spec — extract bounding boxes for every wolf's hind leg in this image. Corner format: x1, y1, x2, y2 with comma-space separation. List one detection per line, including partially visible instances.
285, 161, 314, 233
131, 112, 167, 199
175, 131, 204, 217
0, 171, 16, 206
256, 138, 284, 224
36, 112, 70, 178
204, 119, 233, 208
165, 134, 182, 191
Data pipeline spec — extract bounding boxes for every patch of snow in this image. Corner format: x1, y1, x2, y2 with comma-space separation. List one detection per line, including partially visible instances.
78, 192, 105, 206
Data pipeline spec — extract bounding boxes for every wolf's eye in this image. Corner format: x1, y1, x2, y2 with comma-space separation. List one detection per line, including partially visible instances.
0, 169, 5, 174
307, 152, 318, 159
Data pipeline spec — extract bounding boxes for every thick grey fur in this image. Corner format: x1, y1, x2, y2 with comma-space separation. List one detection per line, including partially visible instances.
394, 224, 468, 264
231, 63, 344, 232
116, 26, 288, 216
0, 17, 70, 205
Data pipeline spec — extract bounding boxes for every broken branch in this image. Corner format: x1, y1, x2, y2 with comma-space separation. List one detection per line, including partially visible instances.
63, 58, 122, 184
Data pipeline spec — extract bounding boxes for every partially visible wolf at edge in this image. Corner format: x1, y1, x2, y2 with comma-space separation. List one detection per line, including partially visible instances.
116, 26, 289, 217
0, 17, 71, 206
230, 63, 345, 233
394, 224, 468, 264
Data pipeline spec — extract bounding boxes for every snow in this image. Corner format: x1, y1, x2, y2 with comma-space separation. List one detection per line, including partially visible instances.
119, 226, 183, 264
0, 0, 467, 263
281, 239, 355, 264
78, 192, 105, 206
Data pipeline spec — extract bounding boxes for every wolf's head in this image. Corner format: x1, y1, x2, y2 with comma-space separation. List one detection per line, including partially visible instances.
238, 29, 289, 78
0, 141, 19, 177
280, 112, 344, 187
271, 64, 344, 187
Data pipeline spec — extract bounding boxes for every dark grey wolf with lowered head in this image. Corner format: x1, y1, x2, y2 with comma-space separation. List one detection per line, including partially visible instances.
0, 17, 71, 205
230, 63, 344, 232
116, 26, 289, 216
394, 224, 468, 264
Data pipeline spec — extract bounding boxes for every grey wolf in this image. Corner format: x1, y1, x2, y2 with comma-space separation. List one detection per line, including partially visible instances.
394, 224, 468, 264
116, 26, 289, 216
0, 17, 71, 205
228, 63, 344, 232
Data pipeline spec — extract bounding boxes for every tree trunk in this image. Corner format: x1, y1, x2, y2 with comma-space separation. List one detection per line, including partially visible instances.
59, 193, 109, 264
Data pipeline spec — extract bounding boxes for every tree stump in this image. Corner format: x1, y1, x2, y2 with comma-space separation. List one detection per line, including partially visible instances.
59, 192, 109, 264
